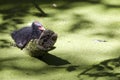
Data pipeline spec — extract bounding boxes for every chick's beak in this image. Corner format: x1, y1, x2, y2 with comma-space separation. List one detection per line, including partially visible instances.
38, 26, 45, 31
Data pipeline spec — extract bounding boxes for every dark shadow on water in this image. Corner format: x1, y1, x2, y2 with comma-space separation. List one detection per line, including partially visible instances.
66, 65, 79, 72
0, 2, 47, 33
104, 4, 120, 8
51, 65, 79, 72
91, 22, 120, 38
33, 52, 70, 66
93, 32, 117, 38
0, 39, 11, 48
68, 14, 93, 33
31, 13, 48, 17
78, 57, 120, 80
28, 48, 71, 66
0, 5, 28, 33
